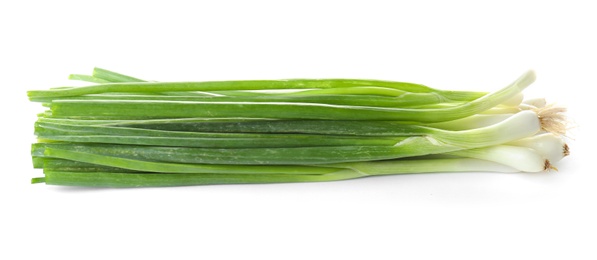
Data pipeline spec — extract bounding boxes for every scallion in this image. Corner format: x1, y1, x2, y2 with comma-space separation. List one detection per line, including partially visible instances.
27, 68, 569, 187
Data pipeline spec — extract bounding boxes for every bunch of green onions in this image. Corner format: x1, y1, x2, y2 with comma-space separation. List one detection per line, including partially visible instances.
28, 68, 569, 187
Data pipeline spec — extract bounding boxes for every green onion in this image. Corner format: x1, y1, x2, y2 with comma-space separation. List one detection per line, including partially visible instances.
448, 145, 550, 172
34, 121, 406, 148
32, 110, 540, 165
111, 110, 543, 148
40, 147, 341, 175
31, 70, 535, 123
68, 74, 111, 84
38, 158, 520, 187
30, 93, 446, 108
507, 133, 568, 163
27, 68, 570, 187
91, 67, 145, 83
74, 67, 488, 101
34, 158, 139, 173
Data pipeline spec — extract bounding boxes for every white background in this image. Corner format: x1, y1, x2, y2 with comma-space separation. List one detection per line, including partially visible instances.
1, 1, 595, 259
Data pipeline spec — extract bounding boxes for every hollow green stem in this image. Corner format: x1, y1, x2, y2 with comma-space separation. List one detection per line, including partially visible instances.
42, 147, 340, 174
34, 157, 139, 172
280, 87, 408, 97
64, 68, 488, 102
35, 121, 405, 148
92, 67, 145, 83
36, 157, 519, 187
68, 74, 111, 84
38, 169, 364, 187
115, 110, 542, 148
44, 71, 535, 122
30, 93, 446, 108
33, 111, 540, 165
